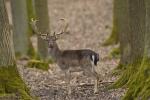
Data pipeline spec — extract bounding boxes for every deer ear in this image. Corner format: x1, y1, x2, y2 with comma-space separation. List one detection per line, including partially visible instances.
39, 34, 47, 40
52, 32, 57, 40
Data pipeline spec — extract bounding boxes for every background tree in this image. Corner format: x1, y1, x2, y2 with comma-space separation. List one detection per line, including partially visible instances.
11, 0, 28, 57
27, 0, 51, 70
34, 0, 50, 60
26, 0, 36, 36
115, 0, 131, 68
103, 0, 119, 46
0, 0, 32, 99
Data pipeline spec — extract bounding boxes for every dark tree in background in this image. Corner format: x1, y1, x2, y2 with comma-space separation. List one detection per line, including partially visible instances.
26, 0, 51, 70
115, 0, 131, 67
11, 0, 35, 58
26, 0, 36, 36
0, 0, 32, 99
103, 0, 119, 46
34, 0, 50, 60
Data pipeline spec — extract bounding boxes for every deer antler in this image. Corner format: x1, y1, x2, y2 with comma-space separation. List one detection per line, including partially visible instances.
55, 18, 69, 36
30, 18, 49, 40
30, 18, 69, 40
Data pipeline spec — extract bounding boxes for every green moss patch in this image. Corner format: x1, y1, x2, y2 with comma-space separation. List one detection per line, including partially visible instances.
111, 63, 126, 77
111, 60, 142, 89
122, 58, 150, 100
0, 65, 33, 100
109, 47, 120, 59
111, 57, 150, 99
27, 59, 53, 71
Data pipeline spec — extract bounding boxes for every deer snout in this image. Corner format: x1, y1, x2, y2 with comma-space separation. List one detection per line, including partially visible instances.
49, 45, 54, 48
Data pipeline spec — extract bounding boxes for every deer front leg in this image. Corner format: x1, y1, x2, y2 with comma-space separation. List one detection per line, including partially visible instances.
94, 76, 99, 94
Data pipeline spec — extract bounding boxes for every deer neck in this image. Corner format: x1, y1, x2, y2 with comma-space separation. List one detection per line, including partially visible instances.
49, 43, 61, 62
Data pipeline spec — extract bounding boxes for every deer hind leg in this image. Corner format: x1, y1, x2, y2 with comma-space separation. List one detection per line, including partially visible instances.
82, 67, 99, 93
93, 73, 99, 93
91, 65, 99, 93
65, 69, 71, 94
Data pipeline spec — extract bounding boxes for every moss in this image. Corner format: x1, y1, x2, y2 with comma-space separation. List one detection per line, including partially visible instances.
27, 47, 54, 71
27, 59, 54, 71
139, 78, 150, 100
122, 58, 150, 100
111, 68, 122, 77
111, 63, 127, 77
15, 52, 22, 59
115, 63, 125, 70
0, 65, 33, 100
102, 20, 119, 46
110, 67, 131, 89
111, 59, 142, 89
47, 58, 54, 64
109, 47, 120, 59
0, 93, 17, 100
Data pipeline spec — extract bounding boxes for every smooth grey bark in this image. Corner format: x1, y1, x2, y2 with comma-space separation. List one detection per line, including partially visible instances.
129, 0, 146, 63
115, 0, 131, 65
26, 0, 36, 36
34, 0, 50, 59
0, 0, 15, 66
145, 0, 150, 56
11, 0, 29, 56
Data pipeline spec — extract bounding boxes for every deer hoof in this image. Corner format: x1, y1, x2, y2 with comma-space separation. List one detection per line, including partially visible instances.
94, 89, 98, 94
68, 89, 72, 95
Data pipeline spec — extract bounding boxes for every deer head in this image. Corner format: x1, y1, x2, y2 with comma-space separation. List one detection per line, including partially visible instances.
30, 18, 69, 49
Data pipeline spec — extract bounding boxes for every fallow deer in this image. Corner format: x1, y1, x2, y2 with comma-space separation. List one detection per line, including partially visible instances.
30, 18, 100, 94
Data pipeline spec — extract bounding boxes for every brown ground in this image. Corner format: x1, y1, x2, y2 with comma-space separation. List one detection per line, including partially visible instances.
16, 0, 125, 100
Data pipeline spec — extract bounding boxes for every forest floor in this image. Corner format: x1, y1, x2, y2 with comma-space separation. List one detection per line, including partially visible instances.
16, 0, 125, 100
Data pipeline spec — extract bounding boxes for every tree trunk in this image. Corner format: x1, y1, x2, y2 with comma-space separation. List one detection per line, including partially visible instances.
34, 0, 50, 59
119, 0, 145, 66
0, 0, 32, 99
11, 0, 29, 57
26, 0, 36, 36
0, 1, 15, 66
123, 0, 150, 99
129, 0, 145, 63
114, 0, 131, 67
113, 0, 146, 89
